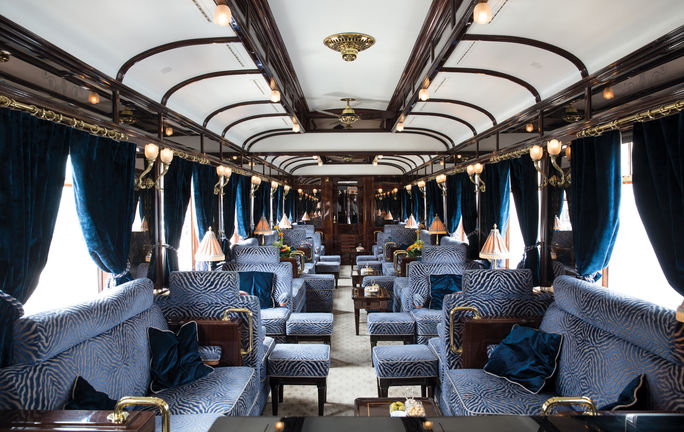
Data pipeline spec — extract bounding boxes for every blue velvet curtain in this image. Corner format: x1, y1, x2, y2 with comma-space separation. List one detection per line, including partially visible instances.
413, 186, 425, 226
0, 109, 70, 367
481, 161, 511, 238
255, 181, 271, 223
192, 163, 218, 240
285, 188, 295, 220
400, 189, 410, 220
274, 186, 283, 222
460, 173, 479, 259
510, 155, 540, 284
632, 112, 684, 296
221, 174, 239, 254
70, 132, 137, 286
138, 188, 155, 244
426, 180, 444, 228
162, 157, 193, 285
446, 174, 463, 233
570, 131, 621, 277
235, 174, 250, 237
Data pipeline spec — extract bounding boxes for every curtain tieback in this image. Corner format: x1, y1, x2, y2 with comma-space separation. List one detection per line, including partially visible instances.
0, 290, 25, 317
107, 261, 131, 288
157, 243, 178, 255
465, 229, 479, 238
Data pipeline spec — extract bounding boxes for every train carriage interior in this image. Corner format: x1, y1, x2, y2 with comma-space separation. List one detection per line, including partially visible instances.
0, 1, 684, 431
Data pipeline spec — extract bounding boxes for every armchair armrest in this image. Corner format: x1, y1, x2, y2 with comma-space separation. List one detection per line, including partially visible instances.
221, 308, 254, 356
542, 396, 598, 416
109, 396, 170, 432
384, 241, 397, 262
449, 306, 482, 354
167, 318, 244, 367
291, 250, 306, 274
393, 249, 408, 273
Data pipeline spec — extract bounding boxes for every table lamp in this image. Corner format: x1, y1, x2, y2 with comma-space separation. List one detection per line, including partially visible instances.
479, 224, 508, 269
254, 216, 272, 245
195, 227, 225, 263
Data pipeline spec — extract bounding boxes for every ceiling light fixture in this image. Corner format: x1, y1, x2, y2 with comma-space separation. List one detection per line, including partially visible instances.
525, 123, 534, 133
396, 121, 404, 132
419, 88, 429, 102
292, 116, 300, 133
88, 91, 99, 104
165, 126, 173, 136
213, 3, 232, 27
339, 98, 360, 126
562, 102, 583, 123
603, 87, 614, 100
323, 32, 376, 62
473, 1, 492, 24
270, 89, 281, 103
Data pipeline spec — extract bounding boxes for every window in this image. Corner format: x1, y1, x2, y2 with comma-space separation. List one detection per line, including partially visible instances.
24, 158, 101, 315
508, 194, 524, 269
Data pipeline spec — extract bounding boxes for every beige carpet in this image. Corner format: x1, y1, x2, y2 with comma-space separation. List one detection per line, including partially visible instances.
263, 265, 422, 416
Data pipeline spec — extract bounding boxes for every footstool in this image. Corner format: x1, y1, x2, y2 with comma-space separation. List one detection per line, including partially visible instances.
356, 254, 379, 265
268, 344, 330, 416
319, 255, 341, 263
286, 312, 334, 344
372, 344, 438, 398
367, 312, 415, 359
315, 260, 340, 287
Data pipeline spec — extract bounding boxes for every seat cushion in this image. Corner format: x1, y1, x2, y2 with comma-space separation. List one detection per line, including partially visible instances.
286, 313, 334, 336
410, 308, 441, 337
261, 307, 290, 335
373, 345, 438, 378
153, 366, 258, 415
320, 255, 341, 263
443, 369, 552, 415
268, 344, 330, 378
382, 262, 397, 276
316, 261, 340, 273
367, 312, 415, 336
356, 255, 378, 265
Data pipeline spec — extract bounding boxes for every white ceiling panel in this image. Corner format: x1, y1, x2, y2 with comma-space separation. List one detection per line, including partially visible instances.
207, 104, 286, 133
291, 164, 403, 176
124, 43, 256, 103
226, 116, 293, 146
0, 0, 235, 78
413, 101, 493, 133
468, 0, 684, 75
251, 132, 446, 153
405, 115, 474, 147
268, 0, 432, 111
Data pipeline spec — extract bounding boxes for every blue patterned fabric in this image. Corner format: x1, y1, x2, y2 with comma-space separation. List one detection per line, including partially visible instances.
291, 279, 306, 313
394, 277, 409, 312
486, 344, 498, 359
316, 261, 340, 273
373, 345, 438, 378
367, 312, 415, 336
410, 308, 441, 340
302, 275, 335, 312
319, 255, 340, 263
159, 272, 240, 319
357, 254, 378, 264
153, 366, 258, 415
381, 262, 397, 276
261, 307, 290, 336
363, 276, 397, 311
238, 271, 275, 309
422, 245, 468, 264
155, 414, 222, 432
233, 246, 279, 264
261, 337, 275, 386
600, 374, 645, 411
286, 313, 334, 336
383, 227, 417, 251
268, 344, 330, 378
222, 262, 292, 309
428, 274, 462, 310
12, 278, 154, 365
407, 262, 469, 309
198, 346, 221, 363
443, 369, 552, 415
461, 269, 533, 297
484, 325, 562, 394
282, 228, 307, 247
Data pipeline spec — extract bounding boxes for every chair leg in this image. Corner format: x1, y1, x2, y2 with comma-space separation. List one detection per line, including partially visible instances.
279, 383, 284, 402
317, 383, 326, 416
270, 379, 279, 415
421, 385, 426, 398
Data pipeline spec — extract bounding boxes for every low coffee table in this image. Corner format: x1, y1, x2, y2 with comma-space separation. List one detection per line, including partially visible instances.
351, 286, 390, 335
351, 267, 377, 288
354, 397, 442, 417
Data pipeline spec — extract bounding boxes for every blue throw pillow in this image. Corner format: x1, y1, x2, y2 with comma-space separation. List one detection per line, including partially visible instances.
64, 376, 117, 410
428, 274, 462, 310
148, 321, 213, 393
239, 271, 275, 309
484, 325, 563, 393
599, 374, 646, 411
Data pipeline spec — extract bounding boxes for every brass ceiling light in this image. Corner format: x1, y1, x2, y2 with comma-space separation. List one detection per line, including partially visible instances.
323, 33, 375, 62
562, 102, 583, 123
603, 87, 615, 100
88, 91, 100, 105
525, 123, 534, 132
119, 107, 135, 124
0, 50, 10, 62
339, 98, 360, 125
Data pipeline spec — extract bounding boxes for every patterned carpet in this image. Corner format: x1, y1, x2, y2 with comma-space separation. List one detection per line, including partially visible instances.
263, 265, 422, 416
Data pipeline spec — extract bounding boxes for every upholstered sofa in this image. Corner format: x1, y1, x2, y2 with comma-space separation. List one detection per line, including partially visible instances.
0, 278, 261, 419
440, 275, 684, 415
282, 228, 315, 274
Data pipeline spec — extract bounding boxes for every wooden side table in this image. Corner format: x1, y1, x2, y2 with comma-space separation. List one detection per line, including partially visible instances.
351, 287, 391, 335
167, 318, 243, 367
354, 397, 442, 416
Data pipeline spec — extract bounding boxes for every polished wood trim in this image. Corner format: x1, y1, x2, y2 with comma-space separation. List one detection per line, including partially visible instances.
423, 98, 497, 124
402, 127, 454, 147
381, 155, 418, 170
290, 161, 406, 174
161, 69, 262, 105
0, 410, 155, 431
461, 317, 542, 368
250, 150, 444, 156
221, 113, 290, 137
408, 111, 477, 135
117, 37, 241, 81
460, 34, 588, 77
244, 128, 291, 149
203, 100, 274, 127
438, 67, 542, 102
246, 130, 296, 151
282, 156, 317, 172
402, 130, 450, 150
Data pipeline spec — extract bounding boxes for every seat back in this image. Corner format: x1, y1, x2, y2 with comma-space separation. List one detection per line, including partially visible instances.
0, 279, 165, 410
282, 228, 307, 247
222, 262, 293, 311
406, 261, 469, 311
233, 245, 280, 265
421, 245, 468, 264
540, 276, 684, 411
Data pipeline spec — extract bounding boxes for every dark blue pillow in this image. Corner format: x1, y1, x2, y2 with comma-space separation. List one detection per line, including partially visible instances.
484, 325, 563, 393
428, 274, 462, 310
239, 271, 275, 309
600, 374, 646, 411
64, 376, 117, 410
148, 321, 213, 393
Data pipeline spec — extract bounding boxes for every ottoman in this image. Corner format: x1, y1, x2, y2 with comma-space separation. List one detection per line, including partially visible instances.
268, 344, 331, 416
356, 254, 379, 265
286, 312, 334, 344
367, 312, 416, 359
372, 344, 438, 398
320, 255, 341, 263
315, 260, 340, 287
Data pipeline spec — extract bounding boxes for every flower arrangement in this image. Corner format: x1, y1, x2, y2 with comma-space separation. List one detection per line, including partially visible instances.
273, 232, 291, 258
406, 239, 424, 257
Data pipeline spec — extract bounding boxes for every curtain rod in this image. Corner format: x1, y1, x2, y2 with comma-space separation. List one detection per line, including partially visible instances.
577, 100, 684, 138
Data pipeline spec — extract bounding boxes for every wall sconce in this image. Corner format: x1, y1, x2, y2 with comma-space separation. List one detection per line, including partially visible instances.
283, 184, 291, 196
417, 180, 427, 224
213, 165, 232, 195
164, 126, 173, 136
436, 174, 448, 223
405, 184, 412, 197
250, 175, 262, 197
297, 188, 303, 200
88, 91, 100, 105
529, 139, 571, 189
155, 148, 174, 190
466, 163, 485, 192
136, 144, 173, 190
292, 116, 301, 133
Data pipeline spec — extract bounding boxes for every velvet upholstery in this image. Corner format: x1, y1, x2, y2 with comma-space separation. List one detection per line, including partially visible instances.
192, 163, 218, 241
373, 344, 438, 378
235, 174, 251, 238
64, 376, 117, 410
238, 271, 275, 309
509, 155, 540, 285
222, 174, 239, 253
428, 274, 462, 310
286, 312, 334, 336
632, 112, 684, 296
268, 344, 330, 378
570, 130, 621, 277
446, 174, 463, 234
481, 161, 510, 239
162, 157, 193, 285
426, 179, 444, 228
460, 173, 479, 259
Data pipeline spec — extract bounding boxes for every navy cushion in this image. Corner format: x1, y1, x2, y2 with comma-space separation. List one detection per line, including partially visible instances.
239, 271, 275, 309
484, 325, 562, 394
600, 374, 646, 411
428, 274, 462, 310
64, 376, 116, 410
148, 321, 213, 393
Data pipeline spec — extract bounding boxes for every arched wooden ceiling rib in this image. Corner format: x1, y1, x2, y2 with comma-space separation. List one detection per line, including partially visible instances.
381, 156, 416, 170
403, 127, 454, 147
421, 99, 497, 124
282, 156, 317, 172
382, 155, 418, 169
275, 155, 306, 170
438, 67, 541, 102
161, 69, 262, 105
460, 34, 588, 78
400, 130, 450, 150
290, 160, 407, 174
221, 113, 290, 137
244, 128, 292, 149
116, 37, 241, 81
203, 100, 276, 127
246, 131, 299, 151
407, 112, 477, 135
